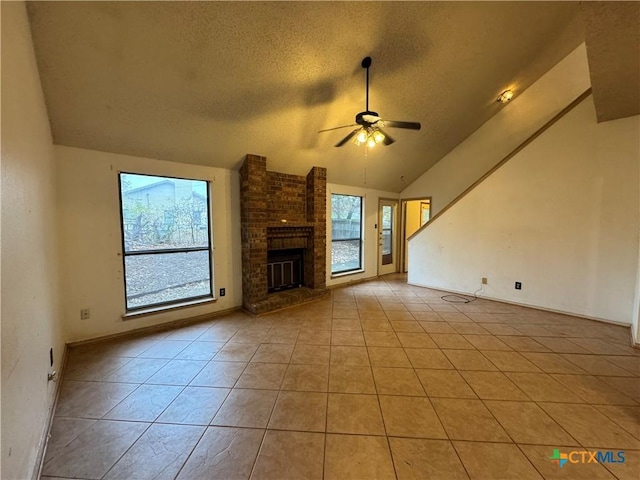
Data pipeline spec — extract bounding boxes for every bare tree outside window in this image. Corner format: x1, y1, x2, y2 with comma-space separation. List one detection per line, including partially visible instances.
331, 194, 363, 274
119, 173, 213, 310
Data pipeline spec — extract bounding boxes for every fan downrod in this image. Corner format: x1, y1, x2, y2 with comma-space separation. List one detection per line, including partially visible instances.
362, 57, 372, 112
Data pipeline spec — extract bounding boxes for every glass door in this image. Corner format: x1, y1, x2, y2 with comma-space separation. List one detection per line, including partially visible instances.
378, 199, 398, 275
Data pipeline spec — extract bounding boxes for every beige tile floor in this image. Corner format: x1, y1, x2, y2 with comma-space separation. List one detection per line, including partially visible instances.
42, 275, 640, 480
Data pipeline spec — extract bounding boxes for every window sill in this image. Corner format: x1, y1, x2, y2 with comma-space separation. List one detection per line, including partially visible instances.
122, 297, 216, 320
331, 269, 365, 279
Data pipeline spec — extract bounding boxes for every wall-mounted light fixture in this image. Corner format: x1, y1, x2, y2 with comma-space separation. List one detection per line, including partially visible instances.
497, 89, 514, 103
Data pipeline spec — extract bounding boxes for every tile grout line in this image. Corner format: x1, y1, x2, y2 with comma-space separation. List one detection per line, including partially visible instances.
97, 420, 154, 480
171, 424, 215, 480
322, 298, 336, 480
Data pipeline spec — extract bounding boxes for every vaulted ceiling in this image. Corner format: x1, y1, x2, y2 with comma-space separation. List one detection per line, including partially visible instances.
27, 1, 586, 192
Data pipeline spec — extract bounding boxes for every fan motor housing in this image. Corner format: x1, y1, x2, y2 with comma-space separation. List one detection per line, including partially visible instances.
356, 111, 379, 125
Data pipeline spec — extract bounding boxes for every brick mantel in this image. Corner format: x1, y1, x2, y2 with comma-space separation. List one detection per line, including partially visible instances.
239, 155, 327, 314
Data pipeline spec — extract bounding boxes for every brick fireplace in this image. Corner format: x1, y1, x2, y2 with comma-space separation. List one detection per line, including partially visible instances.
239, 154, 328, 314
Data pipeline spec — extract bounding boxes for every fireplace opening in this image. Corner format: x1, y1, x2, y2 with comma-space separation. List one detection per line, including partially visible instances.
267, 249, 304, 293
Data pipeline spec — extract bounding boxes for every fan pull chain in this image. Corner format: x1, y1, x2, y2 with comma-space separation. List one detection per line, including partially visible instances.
363, 145, 368, 185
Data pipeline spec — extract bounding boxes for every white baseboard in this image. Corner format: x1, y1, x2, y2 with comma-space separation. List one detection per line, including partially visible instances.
407, 280, 634, 330
32, 344, 68, 480
68, 306, 242, 347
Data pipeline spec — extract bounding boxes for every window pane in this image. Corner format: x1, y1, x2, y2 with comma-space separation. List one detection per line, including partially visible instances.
121, 173, 209, 252
382, 230, 392, 255
119, 172, 213, 312
382, 205, 392, 229
420, 201, 430, 226
331, 194, 362, 240
332, 240, 362, 273
381, 204, 394, 265
331, 194, 363, 274
124, 250, 211, 309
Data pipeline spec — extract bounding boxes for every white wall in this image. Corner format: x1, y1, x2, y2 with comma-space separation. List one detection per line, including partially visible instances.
1, 3, 66, 479
55, 146, 242, 342
326, 183, 399, 287
408, 96, 640, 325
401, 43, 591, 216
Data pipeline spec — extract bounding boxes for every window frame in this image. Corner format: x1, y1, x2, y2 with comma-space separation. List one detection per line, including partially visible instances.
330, 193, 364, 275
118, 172, 214, 313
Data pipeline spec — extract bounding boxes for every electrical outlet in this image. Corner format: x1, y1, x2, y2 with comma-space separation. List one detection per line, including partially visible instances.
80, 308, 90, 320
219, 288, 226, 297
481, 277, 488, 285
515, 282, 522, 290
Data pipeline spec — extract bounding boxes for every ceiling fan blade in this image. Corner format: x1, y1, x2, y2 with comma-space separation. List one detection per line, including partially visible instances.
377, 128, 395, 146
383, 120, 421, 130
335, 129, 360, 147
318, 124, 357, 133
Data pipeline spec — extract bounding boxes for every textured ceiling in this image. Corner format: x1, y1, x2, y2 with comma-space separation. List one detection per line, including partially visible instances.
581, 1, 640, 123
27, 1, 585, 192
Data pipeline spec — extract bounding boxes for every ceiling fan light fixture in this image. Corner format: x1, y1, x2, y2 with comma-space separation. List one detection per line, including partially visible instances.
497, 89, 514, 103
372, 130, 385, 144
353, 127, 386, 147
355, 129, 368, 145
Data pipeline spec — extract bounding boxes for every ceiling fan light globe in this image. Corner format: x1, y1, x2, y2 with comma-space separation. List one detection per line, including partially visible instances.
356, 130, 368, 144
372, 130, 385, 144
366, 137, 377, 148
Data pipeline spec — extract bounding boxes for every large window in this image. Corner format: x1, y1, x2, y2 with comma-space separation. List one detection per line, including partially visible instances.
331, 194, 363, 274
119, 173, 213, 311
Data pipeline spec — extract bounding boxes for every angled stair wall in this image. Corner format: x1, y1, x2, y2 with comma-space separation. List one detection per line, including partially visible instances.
407, 94, 640, 325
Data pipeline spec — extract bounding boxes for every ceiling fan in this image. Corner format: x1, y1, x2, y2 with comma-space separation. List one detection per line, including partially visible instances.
320, 56, 421, 148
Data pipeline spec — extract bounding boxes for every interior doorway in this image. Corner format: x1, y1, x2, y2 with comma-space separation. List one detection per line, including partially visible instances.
378, 198, 399, 276
401, 198, 431, 272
